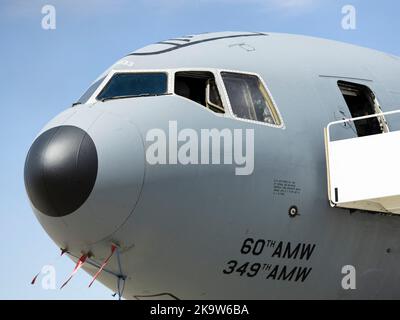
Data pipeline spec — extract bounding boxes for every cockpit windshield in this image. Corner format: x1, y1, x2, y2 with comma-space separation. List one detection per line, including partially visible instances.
97, 72, 168, 101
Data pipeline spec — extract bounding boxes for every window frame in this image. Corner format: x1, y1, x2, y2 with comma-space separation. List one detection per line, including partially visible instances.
219, 69, 285, 129
81, 68, 284, 129
205, 78, 225, 113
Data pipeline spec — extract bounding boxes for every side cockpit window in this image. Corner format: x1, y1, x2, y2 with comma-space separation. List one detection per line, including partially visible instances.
174, 71, 224, 114
221, 72, 281, 125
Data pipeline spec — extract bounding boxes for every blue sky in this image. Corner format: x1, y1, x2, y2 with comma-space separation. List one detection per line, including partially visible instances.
0, 0, 399, 299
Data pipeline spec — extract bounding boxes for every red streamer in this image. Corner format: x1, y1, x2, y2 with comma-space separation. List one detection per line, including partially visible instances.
88, 244, 117, 288
60, 254, 87, 290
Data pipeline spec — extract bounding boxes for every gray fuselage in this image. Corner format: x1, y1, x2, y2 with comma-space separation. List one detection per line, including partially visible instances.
25, 32, 400, 299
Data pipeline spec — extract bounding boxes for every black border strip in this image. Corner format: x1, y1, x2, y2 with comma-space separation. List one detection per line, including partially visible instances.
128, 32, 268, 56
167, 38, 191, 42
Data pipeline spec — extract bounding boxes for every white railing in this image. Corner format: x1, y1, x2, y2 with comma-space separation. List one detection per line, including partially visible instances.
325, 109, 400, 213
326, 109, 400, 142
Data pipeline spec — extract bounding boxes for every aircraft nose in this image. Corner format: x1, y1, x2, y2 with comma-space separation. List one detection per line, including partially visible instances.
25, 110, 145, 248
24, 126, 98, 217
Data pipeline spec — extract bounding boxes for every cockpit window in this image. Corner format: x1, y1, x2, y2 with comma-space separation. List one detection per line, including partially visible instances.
175, 71, 224, 114
76, 76, 106, 105
221, 72, 281, 125
97, 72, 168, 101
